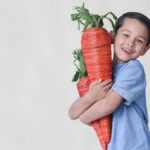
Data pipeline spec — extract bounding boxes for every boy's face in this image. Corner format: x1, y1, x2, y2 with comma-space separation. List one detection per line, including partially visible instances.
114, 18, 149, 64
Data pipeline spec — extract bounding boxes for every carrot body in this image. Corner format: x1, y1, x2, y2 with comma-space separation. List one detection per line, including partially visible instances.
77, 76, 89, 97
77, 76, 110, 150
81, 27, 112, 150
81, 27, 112, 81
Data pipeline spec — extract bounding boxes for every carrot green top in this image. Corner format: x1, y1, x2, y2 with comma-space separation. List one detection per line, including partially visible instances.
71, 3, 118, 31
72, 49, 87, 82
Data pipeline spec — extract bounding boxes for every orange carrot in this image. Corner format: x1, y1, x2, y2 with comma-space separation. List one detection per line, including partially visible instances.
82, 27, 112, 150
77, 76, 89, 97
71, 48, 89, 96
71, 3, 117, 150
81, 28, 112, 82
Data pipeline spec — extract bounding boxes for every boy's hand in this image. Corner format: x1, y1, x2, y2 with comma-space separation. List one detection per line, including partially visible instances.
88, 79, 112, 103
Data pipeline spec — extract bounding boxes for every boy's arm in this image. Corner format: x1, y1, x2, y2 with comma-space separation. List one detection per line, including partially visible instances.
79, 89, 123, 124
68, 92, 95, 120
68, 79, 112, 120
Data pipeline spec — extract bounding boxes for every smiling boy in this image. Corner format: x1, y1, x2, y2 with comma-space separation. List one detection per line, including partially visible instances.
69, 12, 150, 150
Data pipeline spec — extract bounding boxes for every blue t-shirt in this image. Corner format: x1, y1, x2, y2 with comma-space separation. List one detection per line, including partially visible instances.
108, 60, 150, 150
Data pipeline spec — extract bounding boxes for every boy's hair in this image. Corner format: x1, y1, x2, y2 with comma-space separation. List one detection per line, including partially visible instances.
115, 12, 150, 45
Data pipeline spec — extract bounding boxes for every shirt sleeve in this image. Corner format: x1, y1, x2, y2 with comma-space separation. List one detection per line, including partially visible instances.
112, 61, 146, 105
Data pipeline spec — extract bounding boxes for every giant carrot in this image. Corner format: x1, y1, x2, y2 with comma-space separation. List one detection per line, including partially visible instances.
82, 27, 112, 150
71, 3, 117, 150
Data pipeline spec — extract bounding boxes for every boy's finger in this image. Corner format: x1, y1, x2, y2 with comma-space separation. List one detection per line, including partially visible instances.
101, 79, 112, 86
104, 83, 112, 91
89, 79, 102, 88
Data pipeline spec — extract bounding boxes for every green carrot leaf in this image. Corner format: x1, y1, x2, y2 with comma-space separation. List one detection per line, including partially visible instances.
71, 3, 118, 31
72, 49, 87, 82
72, 71, 80, 82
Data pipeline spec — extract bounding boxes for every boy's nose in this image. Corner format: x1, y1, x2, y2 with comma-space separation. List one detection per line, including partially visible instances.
127, 39, 135, 47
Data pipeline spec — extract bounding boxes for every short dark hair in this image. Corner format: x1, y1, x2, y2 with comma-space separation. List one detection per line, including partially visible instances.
115, 12, 150, 45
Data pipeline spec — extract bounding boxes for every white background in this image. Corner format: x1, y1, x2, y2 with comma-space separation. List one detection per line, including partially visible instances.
0, 0, 150, 150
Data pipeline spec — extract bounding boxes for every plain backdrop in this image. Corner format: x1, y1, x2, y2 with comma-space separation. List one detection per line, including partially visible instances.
0, 0, 150, 150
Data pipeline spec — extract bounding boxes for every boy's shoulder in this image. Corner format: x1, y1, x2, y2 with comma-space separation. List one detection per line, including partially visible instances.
124, 59, 144, 71
115, 60, 145, 78
126, 59, 142, 66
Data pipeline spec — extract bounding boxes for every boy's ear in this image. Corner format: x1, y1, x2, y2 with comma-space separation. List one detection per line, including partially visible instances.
110, 31, 115, 44
141, 44, 150, 56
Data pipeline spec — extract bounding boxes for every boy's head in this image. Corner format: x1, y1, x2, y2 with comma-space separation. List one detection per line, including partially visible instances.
113, 12, 150, 64
115, 12, 150, 45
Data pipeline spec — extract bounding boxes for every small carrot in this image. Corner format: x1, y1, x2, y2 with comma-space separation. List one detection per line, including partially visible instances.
71, 3, 117, 150
72, 49, 89, 96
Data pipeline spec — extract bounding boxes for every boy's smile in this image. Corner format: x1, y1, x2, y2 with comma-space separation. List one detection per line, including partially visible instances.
122, 47, 134, 55
113, 18, 149, 64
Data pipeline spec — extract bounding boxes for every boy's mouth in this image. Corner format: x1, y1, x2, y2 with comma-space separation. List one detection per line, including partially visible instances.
122, 48, 134, 55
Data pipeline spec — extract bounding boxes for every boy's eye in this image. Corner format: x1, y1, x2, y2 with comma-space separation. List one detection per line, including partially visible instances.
136, 39, 145, 44
122, 33, 129, 37
137, 40, 143, 43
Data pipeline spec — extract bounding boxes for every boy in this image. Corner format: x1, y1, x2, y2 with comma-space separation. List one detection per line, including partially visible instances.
68, 12, 150, 150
